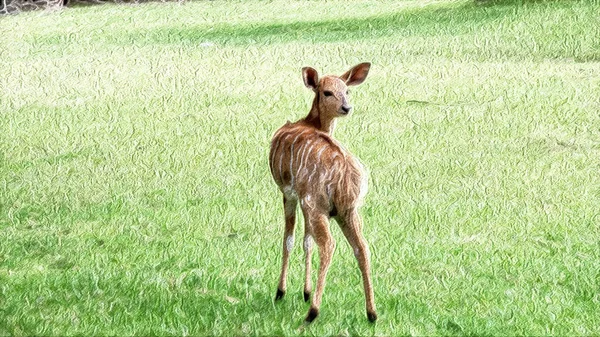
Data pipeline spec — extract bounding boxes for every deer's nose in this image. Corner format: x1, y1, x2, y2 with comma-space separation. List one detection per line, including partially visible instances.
341, 105, 352, 114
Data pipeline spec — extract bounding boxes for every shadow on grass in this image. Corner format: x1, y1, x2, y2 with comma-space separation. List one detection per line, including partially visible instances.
119, 1, 519, 46
30, 0, 598, 62
474, 0, 565, 4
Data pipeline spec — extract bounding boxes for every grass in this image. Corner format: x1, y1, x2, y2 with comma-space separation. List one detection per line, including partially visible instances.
1, 0, 600, 335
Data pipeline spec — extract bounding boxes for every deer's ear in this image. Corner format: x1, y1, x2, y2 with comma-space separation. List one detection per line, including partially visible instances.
340, 62, 371, 86
302, 67, 319, 91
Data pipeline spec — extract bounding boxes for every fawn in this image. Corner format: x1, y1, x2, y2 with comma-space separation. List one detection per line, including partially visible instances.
269, 63, 377, 323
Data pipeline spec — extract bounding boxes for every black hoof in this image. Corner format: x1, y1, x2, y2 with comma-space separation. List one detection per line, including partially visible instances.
367, 311, 378, 322
303, 291, 310, 302
275, 289, 285, 301
305, 307, 319, 323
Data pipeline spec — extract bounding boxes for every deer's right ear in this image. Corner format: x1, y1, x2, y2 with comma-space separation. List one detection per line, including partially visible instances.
302, 67, 319, 91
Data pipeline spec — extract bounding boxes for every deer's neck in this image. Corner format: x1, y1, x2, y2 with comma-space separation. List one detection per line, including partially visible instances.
303, 95, 336, 136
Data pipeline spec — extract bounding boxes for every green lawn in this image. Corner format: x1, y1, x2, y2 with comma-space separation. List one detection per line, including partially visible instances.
1, 0, 600, 335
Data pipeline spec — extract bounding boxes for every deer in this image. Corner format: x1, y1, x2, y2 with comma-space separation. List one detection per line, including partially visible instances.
268, 62, 377, 323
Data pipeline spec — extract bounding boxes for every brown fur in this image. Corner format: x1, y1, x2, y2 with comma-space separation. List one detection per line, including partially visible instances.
269, 63, 377, 323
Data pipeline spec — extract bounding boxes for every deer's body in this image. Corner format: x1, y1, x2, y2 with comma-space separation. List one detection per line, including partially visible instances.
269, 63, 377, 323
270, 121, 367, 214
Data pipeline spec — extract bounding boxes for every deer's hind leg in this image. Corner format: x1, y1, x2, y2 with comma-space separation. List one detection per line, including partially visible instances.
338, 208, 377, 322
275, 195, 298, 300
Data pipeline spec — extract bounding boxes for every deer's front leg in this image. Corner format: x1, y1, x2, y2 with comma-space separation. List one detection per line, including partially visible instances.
304, 213, 335, 323
303, 234, 313, 302
276, 196, 297, 300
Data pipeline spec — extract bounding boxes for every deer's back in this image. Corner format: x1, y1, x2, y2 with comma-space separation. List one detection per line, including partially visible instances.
269, 122, 367, 213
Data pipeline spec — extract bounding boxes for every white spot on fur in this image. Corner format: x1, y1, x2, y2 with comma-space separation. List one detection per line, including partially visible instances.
283, 185, 298, 201
304, 235, 313, 251
286, 235, 294, 252
301, 194, 314, 211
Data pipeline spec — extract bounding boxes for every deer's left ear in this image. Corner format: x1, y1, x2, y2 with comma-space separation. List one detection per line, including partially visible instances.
340, 62, 371, 86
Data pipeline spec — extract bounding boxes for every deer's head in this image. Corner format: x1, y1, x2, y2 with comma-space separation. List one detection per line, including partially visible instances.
302, 63, 371, 133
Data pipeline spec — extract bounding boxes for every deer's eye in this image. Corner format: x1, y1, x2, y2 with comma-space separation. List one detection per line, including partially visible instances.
323, 91, 333, 97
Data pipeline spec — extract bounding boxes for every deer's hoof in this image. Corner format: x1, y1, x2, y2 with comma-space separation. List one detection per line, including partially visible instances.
305, 307, 319, 323
275, 289, 285, 301
367, 310, 378, 322
303, 291, 310, 302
